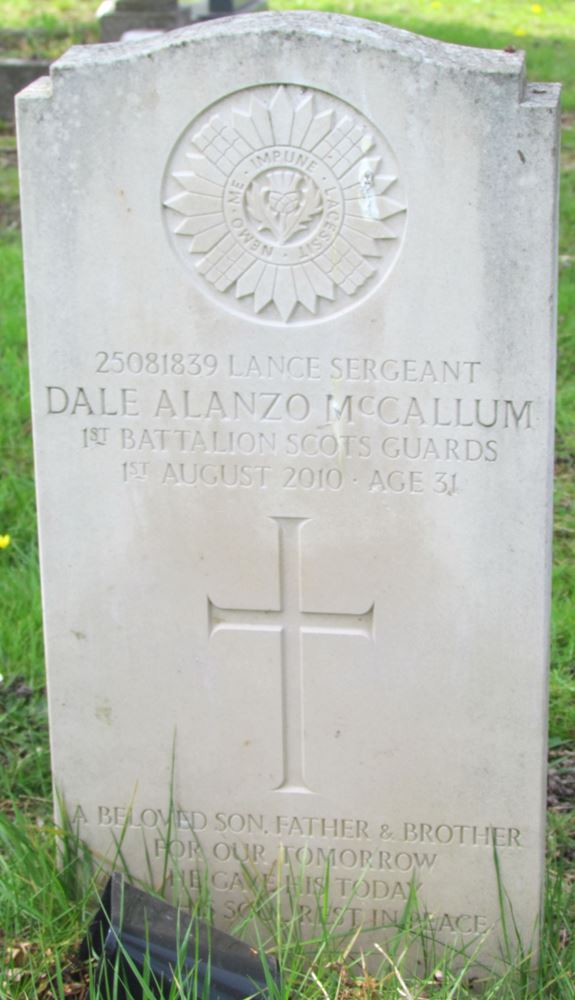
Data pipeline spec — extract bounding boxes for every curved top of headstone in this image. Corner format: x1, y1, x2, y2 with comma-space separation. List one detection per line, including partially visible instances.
16, 7, 553, 329
48, 11, 525, 82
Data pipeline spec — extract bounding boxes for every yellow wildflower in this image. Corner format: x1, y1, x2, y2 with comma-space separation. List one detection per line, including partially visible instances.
531, 4, 542, 13
514, 27, 527, 36
430, 1, 442, 7
0, 534, 11, 549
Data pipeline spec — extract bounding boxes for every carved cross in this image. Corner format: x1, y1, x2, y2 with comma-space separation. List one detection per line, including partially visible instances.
208, 516, 374, 793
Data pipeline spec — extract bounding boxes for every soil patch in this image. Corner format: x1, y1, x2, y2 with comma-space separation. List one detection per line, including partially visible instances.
548, 747, 575, 813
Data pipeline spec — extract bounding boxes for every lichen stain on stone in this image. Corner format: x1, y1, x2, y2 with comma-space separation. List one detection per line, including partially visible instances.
95, 701, 113, 725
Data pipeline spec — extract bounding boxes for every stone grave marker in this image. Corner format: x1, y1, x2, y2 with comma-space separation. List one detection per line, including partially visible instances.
98, 0, 267, 44
17, 12, 559, 970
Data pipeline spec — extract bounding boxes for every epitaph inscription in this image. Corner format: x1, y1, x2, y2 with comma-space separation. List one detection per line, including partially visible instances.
163, 85, 406, 322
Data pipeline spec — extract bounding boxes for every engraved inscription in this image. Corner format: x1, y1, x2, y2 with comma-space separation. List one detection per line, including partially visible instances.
45, 350, 536, 498
163, 86, 406, 323
73, 801, 522, 936
208, 517, 374, 793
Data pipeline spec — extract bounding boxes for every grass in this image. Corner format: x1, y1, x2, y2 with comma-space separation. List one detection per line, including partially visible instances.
0, 0, 98, 57
0, 0, 574, 997
0, 812, 573, 997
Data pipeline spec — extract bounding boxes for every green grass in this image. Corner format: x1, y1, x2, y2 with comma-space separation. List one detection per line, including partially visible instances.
0, 812, 573, 998
0, 0, 574, 997
0, 0, 98, 57
0, 0, 95, 26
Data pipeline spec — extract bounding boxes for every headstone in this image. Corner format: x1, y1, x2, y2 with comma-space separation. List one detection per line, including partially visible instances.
17, 13, 559, 972
98, 0, 183, 43
0, 58, 50, 122
98, 0, 267, 44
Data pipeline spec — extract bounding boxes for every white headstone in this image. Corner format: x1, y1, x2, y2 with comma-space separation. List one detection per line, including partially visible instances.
17, 13, 559, 971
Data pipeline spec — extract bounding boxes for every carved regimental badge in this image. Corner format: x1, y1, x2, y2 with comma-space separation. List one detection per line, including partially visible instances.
163, 86, 406, 323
